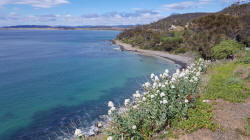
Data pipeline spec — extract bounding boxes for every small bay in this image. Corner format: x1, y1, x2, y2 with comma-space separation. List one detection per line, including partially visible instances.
0, 30, 180, 140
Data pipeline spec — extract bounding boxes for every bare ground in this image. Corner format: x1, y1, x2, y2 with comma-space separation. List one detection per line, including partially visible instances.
172, 99, 250, 140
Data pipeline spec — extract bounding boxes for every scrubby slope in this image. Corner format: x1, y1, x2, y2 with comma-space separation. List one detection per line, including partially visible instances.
117, 2, 250, 59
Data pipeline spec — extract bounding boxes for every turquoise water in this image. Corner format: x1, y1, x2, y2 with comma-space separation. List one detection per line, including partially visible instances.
0, 30, 180, 140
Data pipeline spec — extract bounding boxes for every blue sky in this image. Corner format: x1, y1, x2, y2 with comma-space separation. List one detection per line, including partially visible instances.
0, 0, 246, 26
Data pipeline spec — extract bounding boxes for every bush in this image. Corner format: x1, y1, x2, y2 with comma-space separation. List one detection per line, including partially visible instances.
106, 59, 210, 139
212, 40, 244, 59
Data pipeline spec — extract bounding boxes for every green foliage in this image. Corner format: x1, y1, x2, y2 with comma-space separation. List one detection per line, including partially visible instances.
174, 47, 189, 54
107, 59, 209, 139
117, 3, 250, 58
212, 40, 244, 59
177, 99, 219, 133
203, 62, 250, 102
245, 118, 250, 131
236, 50, 250, 64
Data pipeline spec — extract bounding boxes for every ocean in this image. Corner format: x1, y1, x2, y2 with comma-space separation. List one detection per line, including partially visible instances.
0, 30, 180, 140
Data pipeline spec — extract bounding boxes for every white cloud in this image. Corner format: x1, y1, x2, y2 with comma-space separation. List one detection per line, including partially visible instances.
0, 10, 163, 26
162, 0, 212, 10
222, 0, 249, 3
0, 0, 70, 8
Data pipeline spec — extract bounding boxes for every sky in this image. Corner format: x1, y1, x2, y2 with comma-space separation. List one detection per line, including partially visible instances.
0, 0, 247, 26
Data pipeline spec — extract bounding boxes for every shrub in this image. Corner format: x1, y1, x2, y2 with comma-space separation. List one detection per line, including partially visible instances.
174, 47, 189, 54
106, 59, 210, 139
212, 40, 244, 59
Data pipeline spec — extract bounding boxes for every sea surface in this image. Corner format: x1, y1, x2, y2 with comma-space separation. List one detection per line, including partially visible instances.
0, 30, 180, 140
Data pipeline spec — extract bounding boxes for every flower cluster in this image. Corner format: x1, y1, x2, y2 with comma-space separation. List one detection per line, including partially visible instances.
106, 59, 209, 139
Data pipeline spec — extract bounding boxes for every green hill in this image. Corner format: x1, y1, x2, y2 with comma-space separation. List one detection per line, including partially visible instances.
117, 2, 250, 59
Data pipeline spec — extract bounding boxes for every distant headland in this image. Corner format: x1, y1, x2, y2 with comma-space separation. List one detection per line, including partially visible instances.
0, 25, 135, 31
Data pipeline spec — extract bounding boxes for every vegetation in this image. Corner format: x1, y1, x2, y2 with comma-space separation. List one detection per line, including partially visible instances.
211, 40, 244, 59
177, 99, 219, 133
236, 50, 250, 64
246, 118, 250, 131
105, 59, 209, 139
117, 2, 250, 59
203, 62, 250, 103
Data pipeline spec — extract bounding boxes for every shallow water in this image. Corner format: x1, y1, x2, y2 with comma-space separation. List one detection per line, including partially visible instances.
0, 30, 180, 140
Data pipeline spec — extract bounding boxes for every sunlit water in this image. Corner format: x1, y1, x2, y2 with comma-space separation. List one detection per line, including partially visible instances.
0, 30, 180, 140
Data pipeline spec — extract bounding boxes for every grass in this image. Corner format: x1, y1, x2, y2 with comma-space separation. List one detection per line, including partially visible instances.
177, 99, 219, 133
159, 99, 219, 139
203, 62, 250, 102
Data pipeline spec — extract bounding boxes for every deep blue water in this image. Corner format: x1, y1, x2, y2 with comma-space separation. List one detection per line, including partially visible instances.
0, 30, 180, 140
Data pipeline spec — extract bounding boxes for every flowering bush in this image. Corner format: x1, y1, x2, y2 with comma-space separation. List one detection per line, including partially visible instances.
106, 59, 210, 139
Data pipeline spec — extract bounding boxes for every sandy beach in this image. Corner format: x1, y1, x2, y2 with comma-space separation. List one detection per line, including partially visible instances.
113, 40, 194, 67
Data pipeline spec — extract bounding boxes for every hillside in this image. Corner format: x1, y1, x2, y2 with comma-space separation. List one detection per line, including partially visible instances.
145, 13, 209, 32
117, 2, 250, 59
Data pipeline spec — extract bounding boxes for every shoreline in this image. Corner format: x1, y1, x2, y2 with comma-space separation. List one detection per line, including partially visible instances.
112, 40, 194, 68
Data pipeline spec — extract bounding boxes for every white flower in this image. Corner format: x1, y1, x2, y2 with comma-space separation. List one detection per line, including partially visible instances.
160, 74, 163, 78
165, 69, 169, 74
107, 136, 113, 140
111, 106, 116, 111
74, 129, 84, 137
132, 125, 137, 130
153, 82, 157, 89
143, 82, 151, 88
163, 99, 168, 104
185, 99, 189, 103
108, 110, 112, 115
154, 76, 159, 82
171, 85, 175, 89
156, 90, 160, 93
193, 77, 198, 81
150, 95, 155, 99
124, 99, 130, 106
133, 93, 140, 98
160, 92, 165, 97
143, 92, 148, 95
171, 77, 176, 82
108, 101, 114, 108
142, 97, 146, 101
162, 84, 166, 88
133, 105, 137, 109
160, 101, 163, 104
158, 83, 162, 87
136, 90, 140, 94
97, 122, 103, 128
165, 81, 168, 85
196, 72, 200, 76
151, 73, 155, 79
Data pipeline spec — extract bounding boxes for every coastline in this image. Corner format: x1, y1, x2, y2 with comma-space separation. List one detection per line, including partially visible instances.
113, 40, 194, 68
